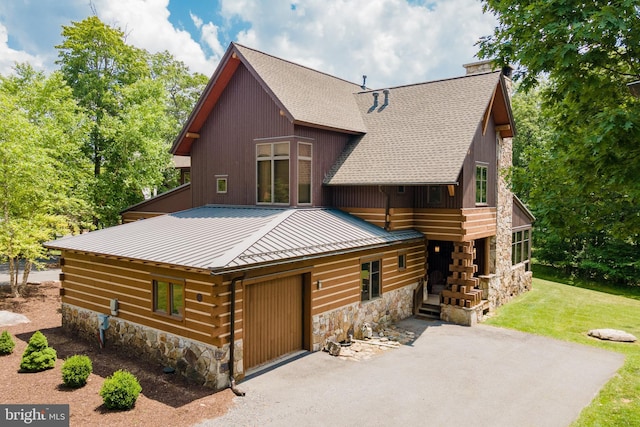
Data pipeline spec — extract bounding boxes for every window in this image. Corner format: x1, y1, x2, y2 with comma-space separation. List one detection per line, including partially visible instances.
512, 229, 531, 270
298, 142, 312, 204
475, 164, 488, 205
361, 259, 381, 301
153, 279, 184, 318
427, 186, 442, 206
397, 186, 405, 194
398, 253, 406, 271
216, 176, 228, 194
257, 142, 290, 204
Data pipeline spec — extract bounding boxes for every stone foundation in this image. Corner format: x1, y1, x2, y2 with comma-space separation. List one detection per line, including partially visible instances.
479, 263, 532, 311
61, 304, 238, 390
440, 302, 486, 326
312, 284, 416, 350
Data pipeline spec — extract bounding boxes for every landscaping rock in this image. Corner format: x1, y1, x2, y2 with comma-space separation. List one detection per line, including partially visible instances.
324, 338, 341, 356
588, 329, 637, 343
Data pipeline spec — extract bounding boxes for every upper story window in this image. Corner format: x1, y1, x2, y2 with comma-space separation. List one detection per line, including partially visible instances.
475, 164, 488, 205
298, 142, 312, 204
427, 186, 442, 206
257, 142, 289, 204
216, 175, 228, 194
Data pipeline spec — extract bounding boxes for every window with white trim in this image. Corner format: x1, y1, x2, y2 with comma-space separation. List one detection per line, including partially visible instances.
298, 142, 312, 204
257, 142, 289, 204
216, 175, 228, 194
512, 229, 531, 270
475, 164, 488, 205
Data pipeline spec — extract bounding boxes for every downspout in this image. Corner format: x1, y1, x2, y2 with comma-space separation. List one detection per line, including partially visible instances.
228, 275, 246, 396
379, 186, 390, 231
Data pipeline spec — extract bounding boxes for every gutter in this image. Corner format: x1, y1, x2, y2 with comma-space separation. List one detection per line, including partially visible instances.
228, 275, 246, 397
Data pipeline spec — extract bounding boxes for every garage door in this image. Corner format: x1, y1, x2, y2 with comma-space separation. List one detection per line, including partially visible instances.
244, 275, 303, 369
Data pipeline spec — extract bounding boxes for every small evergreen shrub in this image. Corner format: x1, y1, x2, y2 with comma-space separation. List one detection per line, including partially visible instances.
61, 355, 93, 388
20, 331, 57, 372
99, 370, 142, 410
0, 330, 15, 355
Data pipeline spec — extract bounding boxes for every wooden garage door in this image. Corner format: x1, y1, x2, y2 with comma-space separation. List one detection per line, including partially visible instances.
244, 275, 303, 369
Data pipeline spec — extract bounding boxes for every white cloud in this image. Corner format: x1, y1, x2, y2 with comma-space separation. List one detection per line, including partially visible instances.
221, 0, 497, 88
92, 0, 218, 75
190, 11, 203, 29
0, 23, 45, 75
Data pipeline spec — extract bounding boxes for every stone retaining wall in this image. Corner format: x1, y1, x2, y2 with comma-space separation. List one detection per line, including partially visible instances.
61, 304, 237, 390
312, 283, 416, 349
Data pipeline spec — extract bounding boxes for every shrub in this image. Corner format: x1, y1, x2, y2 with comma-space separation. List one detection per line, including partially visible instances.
61, 355, 93, 388
20, 331, 57, 372
99, 370, 142, 410
0, 330, 15, 355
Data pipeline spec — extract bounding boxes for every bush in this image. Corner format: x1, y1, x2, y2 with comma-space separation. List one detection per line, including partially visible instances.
61, 355, 92, 388
99, 370, 142, 410
0, 330, 15, 355
20, 331, 57, 372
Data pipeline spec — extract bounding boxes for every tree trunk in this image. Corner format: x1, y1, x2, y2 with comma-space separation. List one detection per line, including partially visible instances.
20, 260, 32, 295
9, 257, 18, 297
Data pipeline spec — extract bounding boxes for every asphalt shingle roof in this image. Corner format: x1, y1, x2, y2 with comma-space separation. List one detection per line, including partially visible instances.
234, 44, 367, 134
324, 72, 502, 185
45, 206, 423, 272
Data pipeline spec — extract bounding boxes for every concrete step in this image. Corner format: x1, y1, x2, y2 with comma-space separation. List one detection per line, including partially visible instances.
417, 303, 441, 320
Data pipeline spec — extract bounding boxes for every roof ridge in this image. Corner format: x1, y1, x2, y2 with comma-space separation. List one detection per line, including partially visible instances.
356, 70, 501, 93
232, 42, 363, 90
206, 208, 295, 269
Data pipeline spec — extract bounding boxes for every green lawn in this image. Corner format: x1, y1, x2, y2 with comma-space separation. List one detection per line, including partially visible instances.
485, 268, 640, 426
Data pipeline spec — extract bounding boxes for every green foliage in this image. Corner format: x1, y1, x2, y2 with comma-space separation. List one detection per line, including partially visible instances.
0, 64, 92, 295
99, 370, 142, 410
55, 17, 204, 227
486, 273, 640, 426
20, 331, 57, 372
61, 355, 93, 388
484, 2, 640, 284
0, 330, 15, 355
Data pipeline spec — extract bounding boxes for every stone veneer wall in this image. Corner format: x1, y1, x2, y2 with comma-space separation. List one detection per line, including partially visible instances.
61, 304, 239, 391
311, 283, 416, 350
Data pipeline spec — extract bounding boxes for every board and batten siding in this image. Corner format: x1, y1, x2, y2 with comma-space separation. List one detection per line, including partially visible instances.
190, 62, 294, 207
59, 251, 222, 345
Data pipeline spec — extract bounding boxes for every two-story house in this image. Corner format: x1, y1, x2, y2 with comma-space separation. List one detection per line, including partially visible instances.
46, 43, 533, 391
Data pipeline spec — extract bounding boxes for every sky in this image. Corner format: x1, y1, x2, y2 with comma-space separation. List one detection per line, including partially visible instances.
0, 0, 497, 89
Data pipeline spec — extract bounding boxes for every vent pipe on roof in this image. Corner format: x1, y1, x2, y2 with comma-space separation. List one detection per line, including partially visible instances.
361, 75, 367, 90
368, 92, 379, 113
378, 89, 390, 111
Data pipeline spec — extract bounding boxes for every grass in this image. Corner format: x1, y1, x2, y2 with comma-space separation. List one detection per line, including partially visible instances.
485, 265, 640, 426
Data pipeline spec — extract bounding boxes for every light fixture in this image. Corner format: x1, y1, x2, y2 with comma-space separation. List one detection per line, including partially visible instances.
434, 245, 440, 253
317, 280, 322, 290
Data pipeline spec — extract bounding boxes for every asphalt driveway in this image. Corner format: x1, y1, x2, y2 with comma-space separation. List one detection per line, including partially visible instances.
198, 318, 624, 427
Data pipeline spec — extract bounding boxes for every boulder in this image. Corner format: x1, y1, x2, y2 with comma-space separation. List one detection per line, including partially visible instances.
324, 338, 341, 356
588, 329, 637, 343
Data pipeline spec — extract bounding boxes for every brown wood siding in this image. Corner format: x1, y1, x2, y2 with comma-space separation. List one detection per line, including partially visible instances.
121, 184, 192, 223
462, 120, 498, 208
59, 251, 221, 345
513, 199, 534, 228
121, 212, 166, 223
311, 242, 425, 315
190, 63, 294, 207
413, 183, 463, 209
294, 126, 352, 207
414, 207, 496, 241
244, 275, 303, 369
329, 185, 414, 210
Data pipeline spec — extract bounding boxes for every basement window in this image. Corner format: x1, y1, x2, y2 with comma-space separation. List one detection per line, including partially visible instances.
153, 279, 184, 318
361, 259, 381, 301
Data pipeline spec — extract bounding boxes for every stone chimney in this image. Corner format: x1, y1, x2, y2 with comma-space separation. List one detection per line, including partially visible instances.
463, 59, 513, 95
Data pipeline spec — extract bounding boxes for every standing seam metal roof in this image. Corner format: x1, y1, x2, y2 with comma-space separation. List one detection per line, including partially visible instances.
45, 206, 423, 272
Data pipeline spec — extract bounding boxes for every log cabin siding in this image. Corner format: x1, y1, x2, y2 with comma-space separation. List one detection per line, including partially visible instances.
190, 63, 294, 207
311, 242, 425, 315
59, 251, 222, 345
